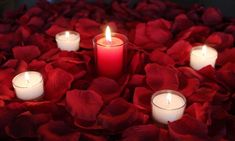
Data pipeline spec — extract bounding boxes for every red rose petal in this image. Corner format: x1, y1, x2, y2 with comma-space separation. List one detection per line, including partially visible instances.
39, 48, 60, 61
146, 19, 172, 44
198, 65, 216, 80
5, 111, 51, 138
66, 89, 103, 122
217, 48, 235, 65
38, 120, 80, 141
88, 77, 121, 102
149, 49, 175, 66
30, 33, 57, 52
98, 98, 148, 132
179, 74, 200, 97
145, 63, 179, 91
177, 26, 210, 42
0, 85, 15, 100
202, 7, 222, 26
0, 68, 15, 87
46, 24, 67, 36
133, 87, 153, 111
128, 74, 145, 87
16, 25, 32, 41
134, 23, 151, 45
25, 101, 59, 114
13, 45, 41, 63
27, 16, 45, 28
216, 63, 235, 89
44, 66, 74, 101
178, 67, 203, 80
206, 32, 234, 51
15, 60, 28, 74
80, 133, 107, 141
172, 14, 193, 32
167, 40, 192, 65
186, 103, 210, 124
188, 87, 216, 103
75, 18, 100, 38
169, 115, 209, 141
122, 124, 159, 141
130, 52, 145, 73
0, 103, 26, 134
29, 60, 47, 72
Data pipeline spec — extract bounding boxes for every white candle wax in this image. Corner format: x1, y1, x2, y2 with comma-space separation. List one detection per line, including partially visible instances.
151, 90, 186, 124
12, 71, 44, 100
56, 31, 80, 51
190, 45, 218, 70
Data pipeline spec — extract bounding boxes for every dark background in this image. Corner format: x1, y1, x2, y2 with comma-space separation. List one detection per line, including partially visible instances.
0, 0, 235, 17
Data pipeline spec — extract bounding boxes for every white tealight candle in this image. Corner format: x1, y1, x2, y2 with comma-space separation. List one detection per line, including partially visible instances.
12, 71, 44, 100
151, 90, 186, 124
190, 45, 218, 70
56, 31, 80, 51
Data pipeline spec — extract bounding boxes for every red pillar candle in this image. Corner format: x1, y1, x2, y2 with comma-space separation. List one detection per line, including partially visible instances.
93, 26, 128, 78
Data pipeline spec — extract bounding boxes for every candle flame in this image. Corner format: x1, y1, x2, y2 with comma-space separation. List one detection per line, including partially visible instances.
166, 93, 172, 105
24, 72, 30, 83
202, 45, 207, 56
65, 31, 70, 39
105, 26, 112, 43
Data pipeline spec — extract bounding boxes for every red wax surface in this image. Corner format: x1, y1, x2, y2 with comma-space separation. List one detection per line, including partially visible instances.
97, 37, 124, 78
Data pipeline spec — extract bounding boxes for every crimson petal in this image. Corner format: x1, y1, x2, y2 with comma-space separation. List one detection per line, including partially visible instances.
122, 124, 159, 141
38, 120, 80, 141
202, 7, 222, 26
206, 32, 234, 51
13, 45, 41, 63
66, 90, 103, 122
167, 40, 192, 65
133, 87, 153, 111
149, 49, 175, 66
88, 77, 121, 102
98, 98, 148, 132
44, 66, 74, 101
5, 111, 50, 138
169, 115, 209, 141
145, 63, 179, 91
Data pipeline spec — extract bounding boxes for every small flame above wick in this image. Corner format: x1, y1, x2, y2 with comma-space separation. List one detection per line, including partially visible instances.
24, 72, 30, 83
105, 26, 112, 43
65, 31, 70, 39
166, 93, 172, 105
202, 45, 207, 56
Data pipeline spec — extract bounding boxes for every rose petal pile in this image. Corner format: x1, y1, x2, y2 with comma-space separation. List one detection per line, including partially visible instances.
0, 0, 235, 140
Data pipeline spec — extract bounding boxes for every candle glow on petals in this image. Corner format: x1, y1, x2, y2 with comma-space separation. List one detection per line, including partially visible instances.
202, 45, 207, 56
105, 26, 112, 43
166, 93, 172, 105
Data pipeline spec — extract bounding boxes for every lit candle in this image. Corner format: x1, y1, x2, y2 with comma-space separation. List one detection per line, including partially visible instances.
190, 45, 218, 70
12, 71, 44, 100
93, 26, 128, 78
151, 90, 186, 124
56, 31, 80, 51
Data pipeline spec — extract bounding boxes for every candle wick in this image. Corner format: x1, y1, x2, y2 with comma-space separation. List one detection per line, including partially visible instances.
167, 99, 170, 105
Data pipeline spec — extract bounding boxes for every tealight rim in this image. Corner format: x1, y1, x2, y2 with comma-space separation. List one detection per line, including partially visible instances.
93, 33, 128, 48
12, 71, 43, 88
190, 46, 218, 58
55, 30, 80, 41
151, 89, 186, 110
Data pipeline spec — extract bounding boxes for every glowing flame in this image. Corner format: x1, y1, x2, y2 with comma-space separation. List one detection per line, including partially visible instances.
24, 72, 30, 83
65, 31, 70, 39
202, 45, 207, 56
166, 93, 172, 105
105, 26, 112, 43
